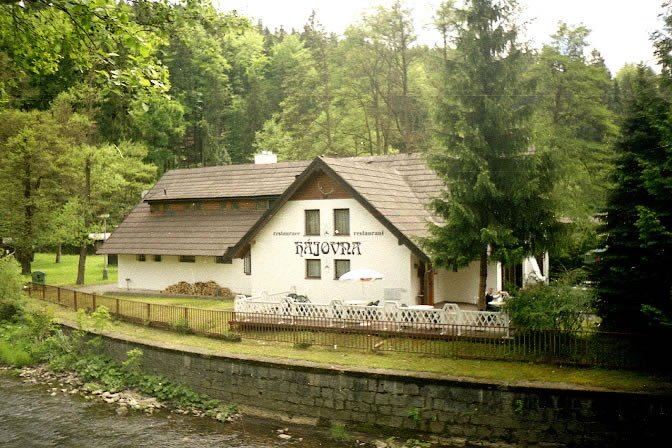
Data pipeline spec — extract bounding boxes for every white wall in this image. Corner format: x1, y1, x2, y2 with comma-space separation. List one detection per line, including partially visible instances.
434, 261, 501, 305
250, 198, 416, 304
117, 255, 251, 294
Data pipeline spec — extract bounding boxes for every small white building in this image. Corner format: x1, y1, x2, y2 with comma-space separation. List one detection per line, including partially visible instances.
99, 154, 548, 307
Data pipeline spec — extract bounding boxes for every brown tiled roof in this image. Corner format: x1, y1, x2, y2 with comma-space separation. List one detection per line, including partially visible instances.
321, 156, 441, 239
342, 153, 444, 205
143, 161, 310, 201
101, 154, 446, 257
98, 202, 264, 256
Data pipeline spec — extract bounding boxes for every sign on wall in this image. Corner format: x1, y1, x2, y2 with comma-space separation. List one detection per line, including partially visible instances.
272, 228, 386, 257
294, 241, 362, 257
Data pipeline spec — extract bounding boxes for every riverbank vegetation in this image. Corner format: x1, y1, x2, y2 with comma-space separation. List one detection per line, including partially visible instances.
1, 258, 238, 421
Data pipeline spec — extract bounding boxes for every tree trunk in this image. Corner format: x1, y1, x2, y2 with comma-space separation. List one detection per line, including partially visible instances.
76, 156, 92, 286
17, 248, 31, 275
478, 246, 489, 310
55, 243, 61, 263
76, 243, 87, 285
20, 151, 34, 276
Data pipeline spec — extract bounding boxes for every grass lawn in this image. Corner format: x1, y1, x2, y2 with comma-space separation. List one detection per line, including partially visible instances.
23, 253, 117, 287
26, 296, 672, 394
113, 295, 234, 311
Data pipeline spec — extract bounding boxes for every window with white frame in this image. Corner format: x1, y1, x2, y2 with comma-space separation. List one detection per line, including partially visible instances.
179, 255, 196, 263
153, 255, 162, 262
334, 259, 350, 280
306, 259, 321, 279
136, 254, 146, 262
305, 209, 320, 235
334, 208, 350, 235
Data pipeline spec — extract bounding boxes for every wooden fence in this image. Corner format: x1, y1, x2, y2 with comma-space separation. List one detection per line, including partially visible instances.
27, 283, 646, 369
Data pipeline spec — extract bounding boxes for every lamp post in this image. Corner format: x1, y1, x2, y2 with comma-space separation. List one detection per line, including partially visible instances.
99, 213, 110, 280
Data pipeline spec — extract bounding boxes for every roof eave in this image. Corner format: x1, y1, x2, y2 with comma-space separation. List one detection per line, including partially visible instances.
144, 194, 281, 203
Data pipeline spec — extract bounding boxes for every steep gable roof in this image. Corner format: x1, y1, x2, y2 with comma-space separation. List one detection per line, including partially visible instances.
231, 155, 443, 261
320, 157, 436, 239
100, 154, 445, 259
340, 153, 444, 205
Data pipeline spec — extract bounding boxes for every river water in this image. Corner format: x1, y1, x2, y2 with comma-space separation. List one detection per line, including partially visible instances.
0, 374, 345, 448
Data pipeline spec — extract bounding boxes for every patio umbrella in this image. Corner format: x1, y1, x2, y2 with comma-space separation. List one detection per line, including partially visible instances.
338, 268, 384, 282
339, 269, 384, 301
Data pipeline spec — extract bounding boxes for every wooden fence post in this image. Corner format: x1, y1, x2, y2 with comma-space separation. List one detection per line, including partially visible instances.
73, 291, 78, 310
146, 303, 151, 323
92, 294, 97, 310
116, 298, 120, 316
57, 287, 61, 305
42, 284, 45, 300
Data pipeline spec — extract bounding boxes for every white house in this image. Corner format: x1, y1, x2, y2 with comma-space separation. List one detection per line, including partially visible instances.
99, 153, 548, 307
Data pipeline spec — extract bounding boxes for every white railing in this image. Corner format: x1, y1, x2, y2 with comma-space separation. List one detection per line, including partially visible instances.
234, 293, 510, 336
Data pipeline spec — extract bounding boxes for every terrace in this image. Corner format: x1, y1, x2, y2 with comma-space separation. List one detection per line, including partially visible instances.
232, 290, 510, 337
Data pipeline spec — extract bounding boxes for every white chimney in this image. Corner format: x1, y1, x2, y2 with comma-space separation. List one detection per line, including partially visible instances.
254, 151, 277, 164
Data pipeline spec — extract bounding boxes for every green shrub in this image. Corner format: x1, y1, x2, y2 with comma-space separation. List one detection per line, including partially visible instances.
171, 317, 193, 335
0, 340, 33, 366
0, 258, 25, 321
504, 283, 594, 331
122, 348, 144, 377
0, 302, 23, 322
329, 423, 350, 442
90, 306, 112, 331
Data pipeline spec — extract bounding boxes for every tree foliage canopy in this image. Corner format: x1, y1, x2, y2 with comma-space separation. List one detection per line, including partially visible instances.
425, 0, 556, 308
595, 67, 672, 330
1, 0, 665, 300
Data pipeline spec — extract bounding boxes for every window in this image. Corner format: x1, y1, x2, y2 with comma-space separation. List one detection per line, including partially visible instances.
334, 208, 350, 236
334, 259, 350, 280
306, 259, 321, 279
256, 199, 270, 210
215, 256, 230, 264
179, 255, 196, 263
153, 255, 162, 262
136, 255, 146, 262
305, 209, 320, 235
243, 252, 251, 275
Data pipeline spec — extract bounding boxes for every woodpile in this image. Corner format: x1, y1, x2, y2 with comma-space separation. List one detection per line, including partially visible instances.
163, 281, 232, 298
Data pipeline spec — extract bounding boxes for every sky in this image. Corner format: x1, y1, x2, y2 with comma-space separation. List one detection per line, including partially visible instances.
214, 0, 666, 74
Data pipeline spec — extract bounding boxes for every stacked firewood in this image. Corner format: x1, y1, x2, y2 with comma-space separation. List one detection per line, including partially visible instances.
163, 281, 232, 298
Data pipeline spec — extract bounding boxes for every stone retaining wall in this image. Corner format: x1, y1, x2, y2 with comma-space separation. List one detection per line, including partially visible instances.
99, 334, 670, 447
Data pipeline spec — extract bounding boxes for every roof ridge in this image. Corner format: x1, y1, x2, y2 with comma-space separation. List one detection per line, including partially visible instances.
162, 159, 311, 175
320, 156, 407, 178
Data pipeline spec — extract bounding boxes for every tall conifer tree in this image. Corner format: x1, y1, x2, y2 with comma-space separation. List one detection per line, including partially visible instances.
596, 67, 672, 330
426, 0, 555, 309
